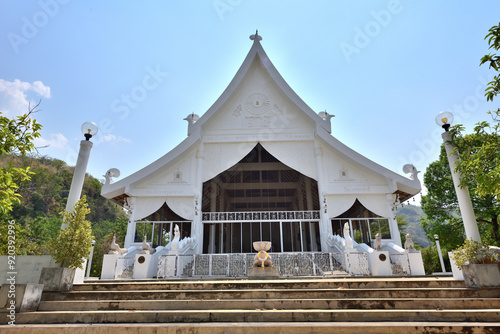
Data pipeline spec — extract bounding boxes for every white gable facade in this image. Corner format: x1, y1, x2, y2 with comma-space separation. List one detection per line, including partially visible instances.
101, 33, 421, 264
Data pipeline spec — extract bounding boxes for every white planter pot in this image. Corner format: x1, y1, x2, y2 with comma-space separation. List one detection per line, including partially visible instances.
462, 263, 500, 288
39, 267, 76, 291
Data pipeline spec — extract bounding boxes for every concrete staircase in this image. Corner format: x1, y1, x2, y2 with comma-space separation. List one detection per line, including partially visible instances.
2, 277, 500, 333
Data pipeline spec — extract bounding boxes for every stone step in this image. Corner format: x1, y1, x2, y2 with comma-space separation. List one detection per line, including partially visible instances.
41, 287, 500, 301
13, 308, 500, 324
74, 277, 466, 291
5, 277, 500, 331
37, 297, 500, 311
2, 322, 500, 334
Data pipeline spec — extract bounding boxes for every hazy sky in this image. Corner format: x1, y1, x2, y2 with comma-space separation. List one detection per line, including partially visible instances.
1, 1, 499, 203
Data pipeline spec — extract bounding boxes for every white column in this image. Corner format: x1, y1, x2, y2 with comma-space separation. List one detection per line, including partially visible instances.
435, 239, 446, 273
386, 194, 402, 247
86, 241, 95, 279
208, 180, 217, 253
442, 132, 481, 242
192, 144, 205, 254
62, 140, 93, 229
314, 141, 333, 252
124, 197, 137, 248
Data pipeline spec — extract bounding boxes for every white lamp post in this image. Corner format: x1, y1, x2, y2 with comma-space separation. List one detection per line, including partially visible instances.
435, 111, 481, 242
86, 239, 96, 279
62, 121, 98, 229
434, 234, 446, 273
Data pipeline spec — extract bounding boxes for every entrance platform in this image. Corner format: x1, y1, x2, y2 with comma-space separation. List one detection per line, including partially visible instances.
2, 276, 499, 333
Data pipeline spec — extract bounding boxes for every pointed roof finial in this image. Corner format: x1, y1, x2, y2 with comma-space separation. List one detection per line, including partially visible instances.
250, 30, 262, 42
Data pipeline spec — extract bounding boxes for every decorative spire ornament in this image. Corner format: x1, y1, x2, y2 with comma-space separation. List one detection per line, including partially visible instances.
250, 30, 262, 42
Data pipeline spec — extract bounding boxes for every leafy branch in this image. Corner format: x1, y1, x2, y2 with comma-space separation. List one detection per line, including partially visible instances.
0, 101, 43, 214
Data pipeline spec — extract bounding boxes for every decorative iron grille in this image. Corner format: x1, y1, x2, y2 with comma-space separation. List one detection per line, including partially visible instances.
157, 252, 365, 278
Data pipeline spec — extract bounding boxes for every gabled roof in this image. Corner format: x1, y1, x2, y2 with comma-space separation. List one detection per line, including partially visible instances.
102, 32, 421, 204
191, 31, 331, 134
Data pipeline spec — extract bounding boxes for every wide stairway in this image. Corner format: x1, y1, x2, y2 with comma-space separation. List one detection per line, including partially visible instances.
3, 277, 500, 333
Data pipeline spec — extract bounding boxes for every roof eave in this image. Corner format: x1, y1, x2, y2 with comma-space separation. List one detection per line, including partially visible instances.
316, 127, 421, 197
100, 131, 201, 199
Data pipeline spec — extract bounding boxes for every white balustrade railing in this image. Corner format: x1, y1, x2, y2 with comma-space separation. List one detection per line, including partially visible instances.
202, 210, 321, 222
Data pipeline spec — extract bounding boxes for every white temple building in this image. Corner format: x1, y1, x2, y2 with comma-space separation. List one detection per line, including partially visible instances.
101, 32, 424, 278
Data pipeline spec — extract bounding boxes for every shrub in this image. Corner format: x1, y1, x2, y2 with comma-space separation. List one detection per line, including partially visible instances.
49, 196, 94, 269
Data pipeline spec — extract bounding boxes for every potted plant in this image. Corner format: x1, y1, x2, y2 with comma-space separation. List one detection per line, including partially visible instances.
450, 238, 500, 288
39, 196, 94, 291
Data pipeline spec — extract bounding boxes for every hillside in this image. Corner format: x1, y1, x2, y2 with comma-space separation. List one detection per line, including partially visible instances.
0, 154, 127, 276
397, 204, 430, 247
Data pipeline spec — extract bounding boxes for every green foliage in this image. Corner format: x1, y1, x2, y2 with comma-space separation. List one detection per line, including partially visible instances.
25, 216, 63, 254
49, 196, 94, 269
0, 163, 32, 215
0, 219, 38, 255
0, 103, 42, 155
450, 122, 500, 199
480, 22, 500, 102
0, 103, 42, 214
420, 245, 451, 275
450, 238, 499, 270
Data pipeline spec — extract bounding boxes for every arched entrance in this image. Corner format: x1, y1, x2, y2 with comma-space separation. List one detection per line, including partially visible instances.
202, 144, 321, 254
331, 199, 390, 248
136, 203, 191, 248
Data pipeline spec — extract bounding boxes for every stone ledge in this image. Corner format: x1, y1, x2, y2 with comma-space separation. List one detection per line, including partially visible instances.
247, 267, 279, 279
1, 322, 500, 334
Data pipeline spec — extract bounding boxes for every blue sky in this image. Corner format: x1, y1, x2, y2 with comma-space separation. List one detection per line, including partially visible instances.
1, 1, 499, 203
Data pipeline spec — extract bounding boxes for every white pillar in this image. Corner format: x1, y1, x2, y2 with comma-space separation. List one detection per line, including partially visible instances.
86, 241, 95, 279
62, 140, 93, 229
442, 132, 481, 242
435, 239, 446, 273
386, 194, 402, 247
193, 144, 205, 254
123, 197, 137, 248
314, 141, 332, 252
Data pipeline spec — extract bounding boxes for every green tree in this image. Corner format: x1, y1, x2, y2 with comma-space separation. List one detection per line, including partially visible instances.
0, 102, 42, 214
25, 216, 63, 254
421, 145, 500, 248
450, 22, 500, 199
